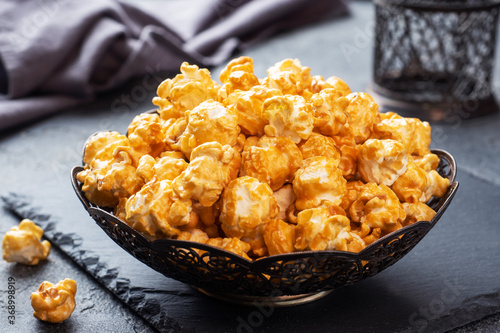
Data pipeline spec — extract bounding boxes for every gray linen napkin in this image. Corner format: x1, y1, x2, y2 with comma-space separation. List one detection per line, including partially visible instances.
0, 0, 349, 131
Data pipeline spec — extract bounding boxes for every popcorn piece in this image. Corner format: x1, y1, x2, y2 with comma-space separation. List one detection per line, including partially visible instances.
173, 142, 241, 207
223, 85, 282, 136
392, 159, 450, 203
177, 229, 210, 243
335, 228, 366, 253
332, 135, 359, 179
136, 153, 188, 183
263, 219, 295, 255
240, 135, 302, 191
162, 117, 187, 150
123, 179, 193, 238
263, 58, 312, 96
358, 139, 409, 186
310, 89, 350, 136
299, 132, 341, 161
402, 202, 437, 226
262, 95, 314, 144
343, 92, 379, 144
193, 202, 220, 228
136, 155, 156, 182
412, 153, 440, 172
153, 62, 219, 120
78, 131, 145, 207
348, 182, 406, 234
127, 113, 166, 157
218, 56, 260, 99
220, 176, 278, 256
348, 223, 381, 247
309, 75, 352, 96
206, 237, 252, 260
293, 157, 346, 210
374, 112, 431, 156
294, 205, 351, 251
77, 148, 144, 207
340, 180, 365, 212
2, 219, 51, 265
234, 133, 247, 153
81, 131, 130, 166
273, 184, 296, 222
176, 100, 241, 159
31, 279, 77, 323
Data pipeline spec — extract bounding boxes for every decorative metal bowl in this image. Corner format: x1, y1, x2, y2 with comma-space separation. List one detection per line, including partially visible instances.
71, 149, 458, 306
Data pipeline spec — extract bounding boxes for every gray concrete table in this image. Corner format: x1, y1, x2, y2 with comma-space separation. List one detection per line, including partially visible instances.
1, 2, 500, 332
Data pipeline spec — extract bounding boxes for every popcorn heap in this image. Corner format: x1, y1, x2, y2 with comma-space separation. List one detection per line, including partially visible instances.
77, 57, 450, 260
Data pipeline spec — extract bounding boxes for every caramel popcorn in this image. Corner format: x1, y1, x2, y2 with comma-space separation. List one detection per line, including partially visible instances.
77, 132, 144, 207
392, 159, 449, 203
374, 112, 431, 156
78, 56, 450, 260
295, 205, 353, 251
402, 202, 437, 226
176, 99, 240, 159
206, 237, 252, 260
223, 85, 282, 136
263, 58, 312, 96
127, 113, 166, 157
2, 219, 51, 265
136, 153, 188, 183
172, 142, 240, 207
309, 75, 351, 96
120, 179, 193, 238
263, 219, 295, 255
358, 139, 409, 186
218, 56, 260, 99
348, 182, 406, 234
81, 131, 130, 165
240, 135, 302, 191
220, 176, 278, 256
311, 89, 350, 136
344, 92, 379, 144
272, 184, 296, 222
262, 94, 314, 144
299, 132, 341, 160
293, 156, 346, 210
31, 279, 77, 323
153, 62, 219, 120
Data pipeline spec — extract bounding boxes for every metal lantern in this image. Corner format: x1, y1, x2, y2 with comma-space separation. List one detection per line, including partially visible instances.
372, 0, 500, 121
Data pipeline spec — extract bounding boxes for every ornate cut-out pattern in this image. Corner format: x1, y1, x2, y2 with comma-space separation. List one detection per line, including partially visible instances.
71, 150, 458, 297
373, 0, 500, 103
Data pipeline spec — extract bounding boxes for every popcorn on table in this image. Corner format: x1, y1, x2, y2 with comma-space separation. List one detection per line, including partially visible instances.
31, 279, 77, 323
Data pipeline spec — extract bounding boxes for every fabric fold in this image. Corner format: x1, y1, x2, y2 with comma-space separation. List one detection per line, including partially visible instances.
0, 0, 349, 131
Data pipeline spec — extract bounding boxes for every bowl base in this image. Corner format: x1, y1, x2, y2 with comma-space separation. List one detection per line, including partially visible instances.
194, 288, 333, 307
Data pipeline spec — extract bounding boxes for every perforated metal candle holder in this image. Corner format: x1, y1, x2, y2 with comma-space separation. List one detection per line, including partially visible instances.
71, 149, 458, 306
372, 0, 500, 121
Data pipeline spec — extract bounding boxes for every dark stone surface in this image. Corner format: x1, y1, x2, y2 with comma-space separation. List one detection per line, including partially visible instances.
1, 2, 500, 332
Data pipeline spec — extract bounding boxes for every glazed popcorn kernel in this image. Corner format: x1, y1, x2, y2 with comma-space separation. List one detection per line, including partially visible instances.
79, 56, 450, 259
31, 279, 77, 323
2, 219, 51, 265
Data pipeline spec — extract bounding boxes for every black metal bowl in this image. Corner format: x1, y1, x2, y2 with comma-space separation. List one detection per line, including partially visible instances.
71, 149, 458, 306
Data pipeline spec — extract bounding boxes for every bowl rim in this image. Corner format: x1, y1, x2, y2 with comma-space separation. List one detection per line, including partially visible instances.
71, 147, 459, 266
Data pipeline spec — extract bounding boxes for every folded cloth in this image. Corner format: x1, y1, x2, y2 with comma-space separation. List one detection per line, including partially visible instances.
0, 0, 348, 131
